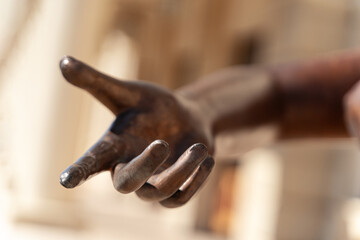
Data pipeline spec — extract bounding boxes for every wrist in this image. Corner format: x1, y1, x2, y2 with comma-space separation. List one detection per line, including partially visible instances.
177, 67, 283, 136
268, 52, 360, 137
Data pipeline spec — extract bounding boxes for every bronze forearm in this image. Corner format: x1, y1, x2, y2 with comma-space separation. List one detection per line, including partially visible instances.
177, 67, 282, 135
178, 50, 360, 139
271, 50, 360, 137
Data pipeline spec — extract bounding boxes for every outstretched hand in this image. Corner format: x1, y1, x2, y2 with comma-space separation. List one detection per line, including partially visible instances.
59, 56, 214, 208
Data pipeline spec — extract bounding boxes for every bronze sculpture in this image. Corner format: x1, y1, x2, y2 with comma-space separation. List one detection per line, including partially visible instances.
59, 56, 214, 208
59, 51, 360, 208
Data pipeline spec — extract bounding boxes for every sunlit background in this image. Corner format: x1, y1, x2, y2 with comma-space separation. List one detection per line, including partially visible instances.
1, 0, 360, 239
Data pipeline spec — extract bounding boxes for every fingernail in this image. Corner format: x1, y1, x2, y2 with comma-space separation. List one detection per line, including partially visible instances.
149, 140, 170, 159
59, 56, 85, 86
152, 139, 169, 149
59, 56, 77, 70
188, 143, 208, 161
190, 143, 207, 153
59, 165, 85, 188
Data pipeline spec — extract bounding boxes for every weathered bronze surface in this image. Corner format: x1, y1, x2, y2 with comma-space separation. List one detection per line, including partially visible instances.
59, 51, 360, 208
270, 51, 360, 138
59, 56, 214, 208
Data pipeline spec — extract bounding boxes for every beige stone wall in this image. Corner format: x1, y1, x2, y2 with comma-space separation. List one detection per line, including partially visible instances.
103, 0, 357, 87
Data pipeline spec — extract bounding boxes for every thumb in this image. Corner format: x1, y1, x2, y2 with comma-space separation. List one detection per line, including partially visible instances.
60, 56, 142, 115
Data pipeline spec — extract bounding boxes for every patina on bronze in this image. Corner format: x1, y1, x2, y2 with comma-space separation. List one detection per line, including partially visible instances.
59, 56, 214, 208
59, 51, 360, 208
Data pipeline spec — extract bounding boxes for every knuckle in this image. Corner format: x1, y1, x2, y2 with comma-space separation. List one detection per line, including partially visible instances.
113, 177, 135, 194
157, 184, 175, 197
160, 195, 190, 208
173, 195, 190, 207
136, 184, 168, 201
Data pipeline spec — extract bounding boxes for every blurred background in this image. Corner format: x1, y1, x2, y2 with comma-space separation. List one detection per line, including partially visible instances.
1, 0, 360, 239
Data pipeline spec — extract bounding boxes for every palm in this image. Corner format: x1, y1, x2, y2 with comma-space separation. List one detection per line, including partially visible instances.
59, 56, 214, 208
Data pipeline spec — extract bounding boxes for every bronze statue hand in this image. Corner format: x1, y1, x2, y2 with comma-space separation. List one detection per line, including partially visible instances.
59, 56, 214, 208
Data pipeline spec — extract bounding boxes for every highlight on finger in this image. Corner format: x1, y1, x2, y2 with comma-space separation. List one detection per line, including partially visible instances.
60, 56, 89, 88
112, 140, 170, 194
160, 156, 215, 208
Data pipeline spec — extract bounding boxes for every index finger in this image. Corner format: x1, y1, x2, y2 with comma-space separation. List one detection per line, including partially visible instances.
60, 131, 124, 188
